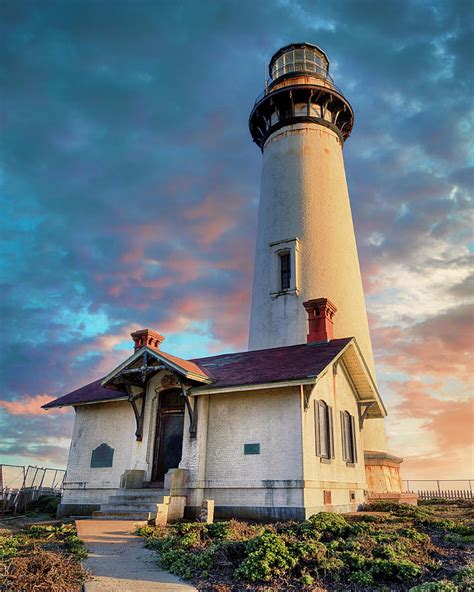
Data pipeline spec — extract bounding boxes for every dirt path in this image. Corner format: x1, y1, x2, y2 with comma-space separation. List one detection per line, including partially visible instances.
76, 519, 197, 592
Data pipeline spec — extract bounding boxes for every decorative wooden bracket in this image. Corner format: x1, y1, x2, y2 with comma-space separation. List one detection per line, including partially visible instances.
120, 350, 166, 383
301, 384, 313, 411
179, 379, 197, 438
122, 379, 146, 441
358, 401, 376, 429
118, 350, 166, 441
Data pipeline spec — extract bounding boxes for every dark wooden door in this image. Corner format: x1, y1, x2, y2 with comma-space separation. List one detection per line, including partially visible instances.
152, 389, 185, 482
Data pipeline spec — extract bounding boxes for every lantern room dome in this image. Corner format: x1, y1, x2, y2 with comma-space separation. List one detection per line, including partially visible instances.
269, 42, 330, 82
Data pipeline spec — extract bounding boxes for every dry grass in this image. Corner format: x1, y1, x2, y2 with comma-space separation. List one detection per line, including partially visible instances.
1, 546, 88, 592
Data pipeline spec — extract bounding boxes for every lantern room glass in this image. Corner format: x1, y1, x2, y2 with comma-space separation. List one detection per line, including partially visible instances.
271, 46, 329, 81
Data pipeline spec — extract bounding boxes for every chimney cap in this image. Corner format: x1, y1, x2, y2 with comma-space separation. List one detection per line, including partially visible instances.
303, 297, 337, 317
303, 298, 337, 343
131, 328, 165, 352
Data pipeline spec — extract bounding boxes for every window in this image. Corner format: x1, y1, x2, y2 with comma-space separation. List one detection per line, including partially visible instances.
269, 237, 299, 297
280, 252, 291, 290
315, 400, 334, 460
341, 411, 358, 464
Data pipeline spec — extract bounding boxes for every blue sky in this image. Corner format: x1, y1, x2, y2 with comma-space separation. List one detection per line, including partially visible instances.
0, 0, 472, 478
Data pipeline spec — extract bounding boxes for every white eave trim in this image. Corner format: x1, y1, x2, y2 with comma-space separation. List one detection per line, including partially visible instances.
191, 376, 316, 396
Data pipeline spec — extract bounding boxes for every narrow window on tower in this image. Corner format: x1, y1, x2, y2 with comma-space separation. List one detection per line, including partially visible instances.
280, 252, 291, 290
269, 238, 299, 298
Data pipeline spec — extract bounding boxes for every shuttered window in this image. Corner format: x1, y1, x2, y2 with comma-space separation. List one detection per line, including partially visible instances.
340, 410, 358, 464
315, 400, 334, 460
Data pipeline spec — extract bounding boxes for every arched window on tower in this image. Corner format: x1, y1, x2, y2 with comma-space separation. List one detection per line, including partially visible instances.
269, 237, 299, 298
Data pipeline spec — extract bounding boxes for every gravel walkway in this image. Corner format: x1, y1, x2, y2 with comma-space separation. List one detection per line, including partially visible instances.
76, 519, 197, 592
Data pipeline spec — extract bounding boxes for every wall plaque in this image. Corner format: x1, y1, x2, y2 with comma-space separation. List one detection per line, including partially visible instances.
90, 443, 114, 468
244, 443, 260, 455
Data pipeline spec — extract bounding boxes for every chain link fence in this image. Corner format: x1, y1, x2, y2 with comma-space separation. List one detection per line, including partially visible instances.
1, 464, 66, 515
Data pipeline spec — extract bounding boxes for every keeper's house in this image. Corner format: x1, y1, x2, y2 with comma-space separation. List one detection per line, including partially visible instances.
44, 300, 403, 521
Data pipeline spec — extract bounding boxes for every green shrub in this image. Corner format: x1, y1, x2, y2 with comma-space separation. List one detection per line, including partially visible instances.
234, 532, 297, 582
206, 521, 231, 540
371, 558, 423, 584
0, 535, 27, 560
300, 573, 314, 586
306, 512, 351, 537
409, 582, 458, 591
32, 494, 60, 515
288, 539, 326, 562
159, 546, 215, 580
349, 570, 375, 585
397, 527, 430, 543
453, 562, 474, 591
340, 550, 367, 570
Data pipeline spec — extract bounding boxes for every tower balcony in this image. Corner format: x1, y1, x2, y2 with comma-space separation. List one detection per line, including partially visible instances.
249, 43, 354, 151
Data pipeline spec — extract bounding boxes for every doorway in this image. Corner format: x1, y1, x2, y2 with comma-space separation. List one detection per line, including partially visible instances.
152, 389, 185, 483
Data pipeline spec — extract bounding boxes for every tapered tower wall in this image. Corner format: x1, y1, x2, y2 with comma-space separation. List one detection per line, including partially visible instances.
248, 44, 389, 454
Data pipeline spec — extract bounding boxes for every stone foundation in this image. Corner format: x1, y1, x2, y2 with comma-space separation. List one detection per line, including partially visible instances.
364, 450, 418, 505
364, 450, 403, 493
367, 491, 418, 506
57, 503, 100, 517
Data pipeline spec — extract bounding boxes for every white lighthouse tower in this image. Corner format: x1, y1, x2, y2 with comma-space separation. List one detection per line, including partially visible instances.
248, 43, 388, 455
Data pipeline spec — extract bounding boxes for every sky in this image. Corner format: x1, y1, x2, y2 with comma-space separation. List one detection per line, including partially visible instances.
0, 0, 472, 481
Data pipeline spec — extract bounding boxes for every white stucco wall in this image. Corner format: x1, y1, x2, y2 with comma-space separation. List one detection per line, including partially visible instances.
62, 401, 136, 505
191, 387, 304, 509
248, 122, 388, 453
302, 365, 367, 511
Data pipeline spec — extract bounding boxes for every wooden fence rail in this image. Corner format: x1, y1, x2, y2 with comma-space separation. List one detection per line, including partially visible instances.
415, 489, 473, 500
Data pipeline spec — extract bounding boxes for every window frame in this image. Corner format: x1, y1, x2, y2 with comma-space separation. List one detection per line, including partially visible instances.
269, 237, 300, 298
340, 410, 358, 465
279, 251, 291, 291
315, 400, 334, 461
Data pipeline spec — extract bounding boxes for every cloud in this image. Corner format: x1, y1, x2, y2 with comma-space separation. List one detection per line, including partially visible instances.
0, 394, 69, 415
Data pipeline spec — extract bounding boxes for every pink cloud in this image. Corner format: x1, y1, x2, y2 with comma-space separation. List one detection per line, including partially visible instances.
0, 394, 69, 415
184, 191, 249, 247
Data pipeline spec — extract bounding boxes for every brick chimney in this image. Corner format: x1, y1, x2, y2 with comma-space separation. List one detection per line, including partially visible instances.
303, 298, 337, 343
131, 328, 165, 352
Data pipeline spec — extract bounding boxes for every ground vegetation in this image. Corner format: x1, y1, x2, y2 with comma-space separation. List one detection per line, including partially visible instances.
0, 520, 88, 591
137, 500, 473, 591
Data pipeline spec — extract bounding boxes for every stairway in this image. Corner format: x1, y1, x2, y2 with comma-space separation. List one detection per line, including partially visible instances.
92, 488, 167, 520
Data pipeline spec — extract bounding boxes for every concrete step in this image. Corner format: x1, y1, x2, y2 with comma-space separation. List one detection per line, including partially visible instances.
92, 510, 152, 520
108, 493, 166, 503
100, 503, 159, 513
113, 489, 168, 497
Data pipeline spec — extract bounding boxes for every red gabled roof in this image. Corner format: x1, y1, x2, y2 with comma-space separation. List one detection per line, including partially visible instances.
42, 378, 127, 409
190, 338, 351, 389
157, 349, 210, 379
42, 338, 352, 409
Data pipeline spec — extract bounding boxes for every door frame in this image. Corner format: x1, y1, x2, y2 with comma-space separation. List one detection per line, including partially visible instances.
151, 388, 185, 483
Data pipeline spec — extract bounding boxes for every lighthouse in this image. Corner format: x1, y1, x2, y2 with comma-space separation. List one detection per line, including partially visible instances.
248, 43, 388, 455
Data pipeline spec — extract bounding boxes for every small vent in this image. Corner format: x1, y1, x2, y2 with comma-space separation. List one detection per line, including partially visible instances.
323, 490, 332, 505
350, 490, 356, 502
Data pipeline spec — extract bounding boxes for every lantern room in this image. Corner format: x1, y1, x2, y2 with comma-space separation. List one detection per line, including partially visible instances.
269, 43, 330, 82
